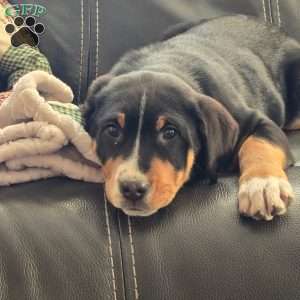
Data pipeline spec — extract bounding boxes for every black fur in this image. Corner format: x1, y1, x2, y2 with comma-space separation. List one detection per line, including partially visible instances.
83, 15, 300, 181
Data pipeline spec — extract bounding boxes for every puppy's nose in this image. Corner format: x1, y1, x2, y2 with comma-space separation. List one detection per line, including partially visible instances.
120, 180, 149, 202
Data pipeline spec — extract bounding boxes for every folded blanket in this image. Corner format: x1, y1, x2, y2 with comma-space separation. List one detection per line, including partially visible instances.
0, 70, 103, 185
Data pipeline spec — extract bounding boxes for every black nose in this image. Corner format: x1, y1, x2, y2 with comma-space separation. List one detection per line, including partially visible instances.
120, 180, 149, 202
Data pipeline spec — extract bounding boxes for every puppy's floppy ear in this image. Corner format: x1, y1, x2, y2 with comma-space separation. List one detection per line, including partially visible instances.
81, 74, 113, 136
161, 19, 209, 41
85, 74, 114, 99
194, 94, 239, 182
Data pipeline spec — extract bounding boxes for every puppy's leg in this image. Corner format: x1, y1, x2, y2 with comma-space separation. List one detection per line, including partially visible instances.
238, 121, 294, 220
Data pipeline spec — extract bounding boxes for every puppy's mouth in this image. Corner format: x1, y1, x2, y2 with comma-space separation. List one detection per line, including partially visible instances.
122, 207, 158, 217
119, 201, 156, 217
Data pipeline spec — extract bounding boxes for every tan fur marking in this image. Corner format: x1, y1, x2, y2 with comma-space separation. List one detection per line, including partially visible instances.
156, 116, 167, 130
92, 140, 97, 154
146, 150, 195, 209
117, 113, 125, 128
238, 136, 287, 183
185, 149, 195, 180
102, 157, 124, 205
284, 118, 300, 131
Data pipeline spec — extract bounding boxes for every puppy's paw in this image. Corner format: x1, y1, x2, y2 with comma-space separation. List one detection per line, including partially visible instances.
238, 177, 294, 221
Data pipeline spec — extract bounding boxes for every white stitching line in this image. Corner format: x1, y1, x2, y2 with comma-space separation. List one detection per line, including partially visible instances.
95, 0, 99, 78
267, 0, 272, 23
262, 0, 267, 22
78, 0, 84, 102
128, 217, 139, 300
276, 0, 281, 27
104, 193, 118, 300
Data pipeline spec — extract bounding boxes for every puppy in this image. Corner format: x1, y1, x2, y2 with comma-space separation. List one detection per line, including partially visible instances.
83, 15, 300, 220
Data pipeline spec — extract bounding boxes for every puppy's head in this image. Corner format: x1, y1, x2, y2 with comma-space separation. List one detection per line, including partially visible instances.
83, 71, 239, 216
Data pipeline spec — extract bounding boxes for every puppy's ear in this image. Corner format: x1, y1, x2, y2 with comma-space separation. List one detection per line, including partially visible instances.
194, 94, 239, 182
86, 74, 113, 99
82, 74, 113, 136
161, 19, 209, 41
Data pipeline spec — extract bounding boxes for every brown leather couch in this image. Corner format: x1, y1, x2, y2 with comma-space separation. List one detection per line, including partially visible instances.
2, 1, 300, 299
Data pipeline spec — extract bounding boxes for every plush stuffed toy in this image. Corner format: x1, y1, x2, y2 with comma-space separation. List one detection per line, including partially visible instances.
0, 2, 103, 185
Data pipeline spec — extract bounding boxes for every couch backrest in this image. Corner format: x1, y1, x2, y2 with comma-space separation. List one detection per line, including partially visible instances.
9, 0, 300, 103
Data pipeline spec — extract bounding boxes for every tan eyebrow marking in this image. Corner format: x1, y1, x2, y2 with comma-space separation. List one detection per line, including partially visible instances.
117, 113, 125, 128
156, 116, 167, 130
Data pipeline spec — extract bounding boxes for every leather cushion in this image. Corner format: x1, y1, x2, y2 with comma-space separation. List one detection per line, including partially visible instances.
117, 166, 300, 300
0, 179, 125, 300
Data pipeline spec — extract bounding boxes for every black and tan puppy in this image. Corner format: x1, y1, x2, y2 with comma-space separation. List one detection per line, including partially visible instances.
83, 15, 300, 220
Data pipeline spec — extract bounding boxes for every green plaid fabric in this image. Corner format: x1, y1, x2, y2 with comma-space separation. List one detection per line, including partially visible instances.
0, 43, 83, 126
48, 101, 83, 125
0, 44, 52, 88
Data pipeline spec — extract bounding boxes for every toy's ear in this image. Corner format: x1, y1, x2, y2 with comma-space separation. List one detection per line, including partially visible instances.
82, 74, 114, 136
194, 94, 239, 182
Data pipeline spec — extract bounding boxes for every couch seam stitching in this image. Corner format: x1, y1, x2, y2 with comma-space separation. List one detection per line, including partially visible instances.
128, 217, 139, 300
78, 0, 84, 102
105, 193, 118, 300
276, 0, 281, 27
95, 0, 99, 78
116, 213, 129, 300
267, 0, 273, 23
262, 0, 267, 22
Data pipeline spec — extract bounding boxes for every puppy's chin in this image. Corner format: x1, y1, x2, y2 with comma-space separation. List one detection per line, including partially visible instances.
105, 193, 158, 217
121, 208, 158, 217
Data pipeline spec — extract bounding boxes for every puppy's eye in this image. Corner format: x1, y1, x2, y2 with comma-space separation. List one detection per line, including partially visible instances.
162, 126, 177, 140
105, 124, 121, 138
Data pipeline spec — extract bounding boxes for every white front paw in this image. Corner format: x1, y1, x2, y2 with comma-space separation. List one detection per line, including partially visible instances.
238, 177, 294, 221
